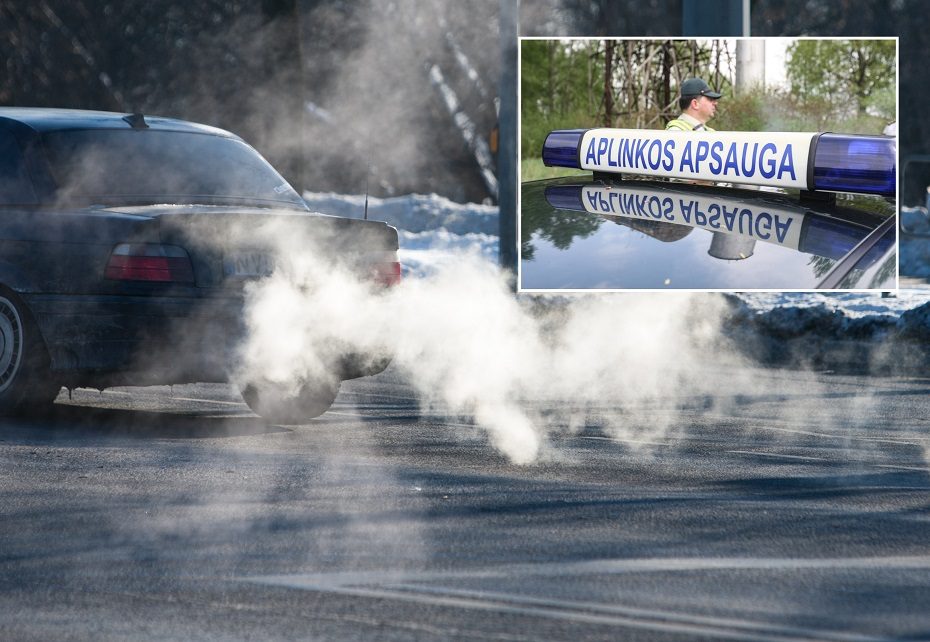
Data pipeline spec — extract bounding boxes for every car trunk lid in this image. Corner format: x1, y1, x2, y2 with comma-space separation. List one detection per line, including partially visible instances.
103, 205, 400, 290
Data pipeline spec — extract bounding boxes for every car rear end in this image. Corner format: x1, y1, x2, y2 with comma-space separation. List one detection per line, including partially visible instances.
20, 208, 400, 389
0, 108, 400, 395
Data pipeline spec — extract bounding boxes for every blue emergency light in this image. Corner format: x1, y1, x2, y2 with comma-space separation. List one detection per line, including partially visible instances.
810, 133, 897, 196
541, 129, 586, 168
541, 129, 896, 197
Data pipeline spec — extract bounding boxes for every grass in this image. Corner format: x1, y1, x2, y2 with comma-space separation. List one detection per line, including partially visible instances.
520, 158, 587, 182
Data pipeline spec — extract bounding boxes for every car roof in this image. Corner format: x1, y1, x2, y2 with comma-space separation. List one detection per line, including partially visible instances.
520, 175, 896, 291
0, 107, 240, 139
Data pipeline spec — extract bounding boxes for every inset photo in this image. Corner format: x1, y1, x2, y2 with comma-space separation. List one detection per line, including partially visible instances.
519, 38, 898, 291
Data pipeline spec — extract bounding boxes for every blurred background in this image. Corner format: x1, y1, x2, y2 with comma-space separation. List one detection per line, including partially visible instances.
0, 0, 924, 205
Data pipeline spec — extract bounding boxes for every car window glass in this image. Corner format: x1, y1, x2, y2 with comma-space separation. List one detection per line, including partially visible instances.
0, 130, 38, 205
40, 130, 305, 208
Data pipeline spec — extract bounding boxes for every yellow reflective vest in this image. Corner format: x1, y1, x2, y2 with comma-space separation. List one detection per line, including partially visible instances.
666, 118, 716, 132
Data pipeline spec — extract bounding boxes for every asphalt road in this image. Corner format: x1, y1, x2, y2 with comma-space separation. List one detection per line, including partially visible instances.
1, 365, 929, 641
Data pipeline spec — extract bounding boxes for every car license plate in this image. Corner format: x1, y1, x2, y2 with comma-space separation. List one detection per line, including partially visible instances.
223, 251, 275, 278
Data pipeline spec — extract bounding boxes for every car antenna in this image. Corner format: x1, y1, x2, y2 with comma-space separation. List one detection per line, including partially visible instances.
363, 160, 370, 221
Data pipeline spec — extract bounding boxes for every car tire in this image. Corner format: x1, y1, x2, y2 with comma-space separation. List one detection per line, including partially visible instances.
241, 376, 341, 424
0, 292, 60, 415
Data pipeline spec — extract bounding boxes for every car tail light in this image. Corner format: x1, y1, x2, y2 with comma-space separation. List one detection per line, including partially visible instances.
371, 260, 402, 287
105, 243, 195, 283
364, 251, 401, 287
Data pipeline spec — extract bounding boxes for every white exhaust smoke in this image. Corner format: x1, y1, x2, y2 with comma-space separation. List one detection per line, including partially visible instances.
235, 233, 732, 465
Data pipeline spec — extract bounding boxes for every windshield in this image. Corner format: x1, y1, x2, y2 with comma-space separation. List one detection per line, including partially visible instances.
40, 129, 306, 209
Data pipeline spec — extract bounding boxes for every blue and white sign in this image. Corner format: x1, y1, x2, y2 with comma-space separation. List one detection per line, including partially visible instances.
578, 129, 815, 190
543, 129, 896, 196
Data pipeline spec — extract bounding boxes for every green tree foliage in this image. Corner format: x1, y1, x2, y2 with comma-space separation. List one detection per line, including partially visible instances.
785, 40, 896, 119
521, 39, 603, 158
710, 88, 765, 132
521, 39, 737, 158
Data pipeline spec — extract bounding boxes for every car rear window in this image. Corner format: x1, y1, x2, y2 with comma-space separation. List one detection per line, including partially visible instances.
40, 129, 306, 208
0, 130, 38, 205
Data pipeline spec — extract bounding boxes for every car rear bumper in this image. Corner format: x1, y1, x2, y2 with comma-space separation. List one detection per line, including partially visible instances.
23, 293, 391, 388
24, 293, 245, 386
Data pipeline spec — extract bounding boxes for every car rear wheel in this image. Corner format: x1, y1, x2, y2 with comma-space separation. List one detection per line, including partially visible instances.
241, 377, 341, 424
0, 293, 60, 415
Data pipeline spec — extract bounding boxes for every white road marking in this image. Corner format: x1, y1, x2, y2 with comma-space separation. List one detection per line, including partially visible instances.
170, 397, 247, 407
253, 555, 930, 586
725, 450, 829, 462
252, 583, 876, 641
576, 435, 671, 447
247, 556, 930, 641
696, 411, 927, 446
339, 389, 422, 402
323, 410, 477, 430
70, 390, 930, 476
381, 584, 886, 642
873, 464, 930, 472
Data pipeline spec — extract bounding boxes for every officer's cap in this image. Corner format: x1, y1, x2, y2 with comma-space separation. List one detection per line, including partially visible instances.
680, 77, 723, 99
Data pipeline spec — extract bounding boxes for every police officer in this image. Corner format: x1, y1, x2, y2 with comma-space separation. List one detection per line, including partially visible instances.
666, 78, 722, 132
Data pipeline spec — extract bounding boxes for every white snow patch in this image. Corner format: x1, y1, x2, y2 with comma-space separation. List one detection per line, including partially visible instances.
303, 191, 498, 234
398, 229, 498, 277
303, 190, 930, 319
303, 190, 498, 278
732, 291, 930, 320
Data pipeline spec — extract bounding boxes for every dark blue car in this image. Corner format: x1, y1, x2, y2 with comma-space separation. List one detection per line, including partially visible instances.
0, 108, 399, 421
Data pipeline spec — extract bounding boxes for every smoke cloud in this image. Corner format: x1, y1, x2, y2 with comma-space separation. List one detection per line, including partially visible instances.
234, 229, 734, 464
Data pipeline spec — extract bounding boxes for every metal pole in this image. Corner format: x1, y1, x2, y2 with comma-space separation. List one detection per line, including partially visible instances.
498, 0, 518, 277
736, 40, 765, 94
682, 0, 744, 36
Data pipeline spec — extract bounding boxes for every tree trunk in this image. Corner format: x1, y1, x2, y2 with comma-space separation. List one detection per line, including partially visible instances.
603, 39, 614, 127
662, 41, 671, 117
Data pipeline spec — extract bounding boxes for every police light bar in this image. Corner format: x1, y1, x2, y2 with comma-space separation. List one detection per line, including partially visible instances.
542, 129, 896, 197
